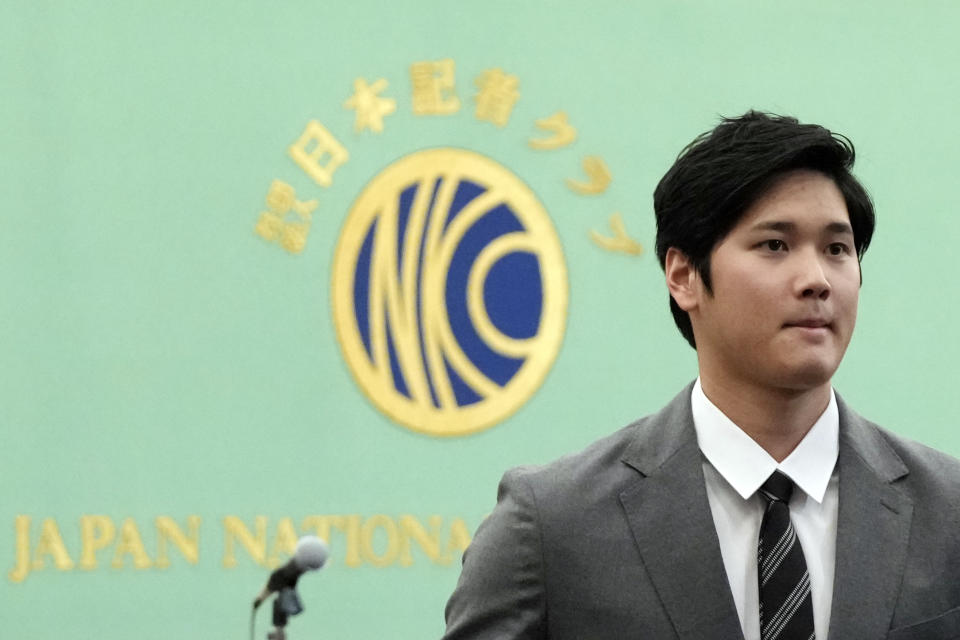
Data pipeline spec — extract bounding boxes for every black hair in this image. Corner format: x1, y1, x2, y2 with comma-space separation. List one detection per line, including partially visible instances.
654, 110, 875, 349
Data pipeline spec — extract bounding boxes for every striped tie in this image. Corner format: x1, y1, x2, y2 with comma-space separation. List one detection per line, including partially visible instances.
758, 471, 815, 640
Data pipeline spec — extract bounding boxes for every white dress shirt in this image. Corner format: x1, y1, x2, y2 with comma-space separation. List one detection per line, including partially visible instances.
691, 379, 839, 640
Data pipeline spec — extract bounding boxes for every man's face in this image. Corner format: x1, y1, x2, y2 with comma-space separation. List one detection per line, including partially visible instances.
687, 169, 860, 394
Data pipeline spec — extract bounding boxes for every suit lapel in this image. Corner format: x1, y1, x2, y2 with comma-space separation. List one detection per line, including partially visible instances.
827, 396, 913, 638
619, 387, 744, 640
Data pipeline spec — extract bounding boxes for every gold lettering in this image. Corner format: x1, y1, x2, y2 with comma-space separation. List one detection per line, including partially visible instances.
398, 515, 444, 566
8, 513, 473, 577
344, 77, 396, 134
155, 516, 201, 568
303, 514, 472, 568
332, 515, 363, 568
267, 517, 298, 568
255, 180, 317, 255
34, 518, 75, 572
474, 68, 520, 127
566, 156, 612, 195
300, 516, 333, 543
80, 515, 116, 570
9, 516, 74, 583
443, 518, 472, 562
111, 518, 152, 569
288, 121, 349, 188
9, 515, 32, 583
222, 516, 268, 568
359, 515, 400, 568
590, 212, 643, 256
528, 111, 576, 150
410, 59, 460, 115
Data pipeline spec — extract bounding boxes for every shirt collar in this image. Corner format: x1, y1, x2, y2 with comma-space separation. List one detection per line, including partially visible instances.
691, 378, 839, 503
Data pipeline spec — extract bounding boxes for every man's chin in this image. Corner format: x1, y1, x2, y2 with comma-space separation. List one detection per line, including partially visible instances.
772, 360, 839, 393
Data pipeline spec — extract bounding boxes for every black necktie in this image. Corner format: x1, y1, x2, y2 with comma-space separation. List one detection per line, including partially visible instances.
758, 471, 815, 640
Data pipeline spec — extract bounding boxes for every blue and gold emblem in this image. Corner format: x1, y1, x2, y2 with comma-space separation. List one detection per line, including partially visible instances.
256, 59, 641, 435
332, 148, 567, 436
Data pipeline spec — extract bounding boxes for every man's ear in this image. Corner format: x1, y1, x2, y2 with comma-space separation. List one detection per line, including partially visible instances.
664, 248, 700, 312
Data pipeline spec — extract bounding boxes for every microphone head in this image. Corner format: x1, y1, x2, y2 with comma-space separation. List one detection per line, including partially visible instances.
293, 536, 329, 571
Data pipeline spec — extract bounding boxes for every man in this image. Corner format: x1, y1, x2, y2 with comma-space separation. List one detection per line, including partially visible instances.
442, 112, 960, 639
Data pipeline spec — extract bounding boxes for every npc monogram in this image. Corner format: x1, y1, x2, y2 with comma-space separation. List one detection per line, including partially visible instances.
254, 58, 642, 435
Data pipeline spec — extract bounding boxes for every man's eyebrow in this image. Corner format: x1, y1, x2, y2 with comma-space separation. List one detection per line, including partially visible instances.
749, 220, 854, 235
824, 221, 855, 235
750, 221, 795, 233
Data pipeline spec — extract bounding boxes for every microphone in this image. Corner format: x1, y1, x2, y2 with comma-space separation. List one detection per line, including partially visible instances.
253, 536, 328, 609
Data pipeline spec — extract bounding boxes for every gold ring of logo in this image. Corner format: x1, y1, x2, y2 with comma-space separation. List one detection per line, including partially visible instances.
332, 148, 567, 437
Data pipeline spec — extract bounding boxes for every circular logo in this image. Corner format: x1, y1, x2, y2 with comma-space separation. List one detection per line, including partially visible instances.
332, 148, 568, 436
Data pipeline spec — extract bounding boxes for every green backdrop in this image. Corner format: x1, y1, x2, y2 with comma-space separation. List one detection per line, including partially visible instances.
3, 2, 960, 638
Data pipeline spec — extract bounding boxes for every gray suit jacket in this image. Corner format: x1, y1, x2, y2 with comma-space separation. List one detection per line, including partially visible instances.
443, 385, 960, 639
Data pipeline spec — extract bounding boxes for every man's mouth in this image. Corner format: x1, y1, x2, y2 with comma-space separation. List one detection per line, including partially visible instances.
784, 318, 832, 330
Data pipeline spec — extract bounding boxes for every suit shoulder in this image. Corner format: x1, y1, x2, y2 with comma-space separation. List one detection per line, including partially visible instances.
502, 402, 686, 505
506, 420, 640, 482
868, 420, 960, 492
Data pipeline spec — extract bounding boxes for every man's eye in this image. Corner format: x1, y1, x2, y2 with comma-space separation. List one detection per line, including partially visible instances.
827, 243, 851, 256
763, 239, 786, 251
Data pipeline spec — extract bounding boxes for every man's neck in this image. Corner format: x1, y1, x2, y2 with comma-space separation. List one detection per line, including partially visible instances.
698, 374, 832, 462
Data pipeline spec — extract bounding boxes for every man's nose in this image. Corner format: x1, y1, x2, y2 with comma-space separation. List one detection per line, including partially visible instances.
796, 250, 831, 300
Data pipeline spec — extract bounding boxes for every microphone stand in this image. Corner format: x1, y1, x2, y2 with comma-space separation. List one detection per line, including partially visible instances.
252, 537, 328, 640
254, 585, 303, 640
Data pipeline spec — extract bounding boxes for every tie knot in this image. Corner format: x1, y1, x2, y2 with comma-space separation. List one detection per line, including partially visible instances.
759, 470, 794, 503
